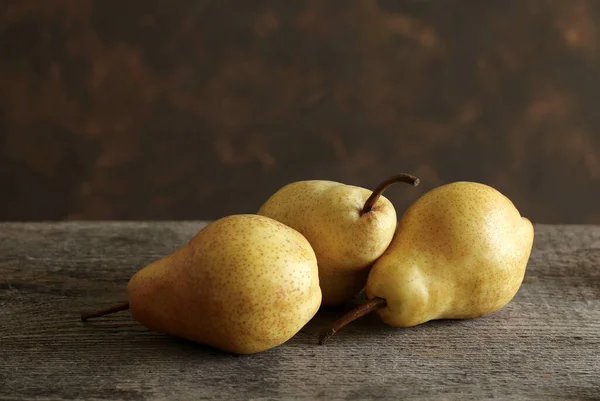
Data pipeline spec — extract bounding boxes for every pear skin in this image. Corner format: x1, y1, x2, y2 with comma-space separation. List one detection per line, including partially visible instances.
258, 177, 411, 306
109, 214, 320, 354
319, 181, 534, 344
367, 182, 534, 327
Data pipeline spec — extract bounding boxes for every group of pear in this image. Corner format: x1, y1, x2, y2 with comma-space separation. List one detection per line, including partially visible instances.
82, 174, 534, 354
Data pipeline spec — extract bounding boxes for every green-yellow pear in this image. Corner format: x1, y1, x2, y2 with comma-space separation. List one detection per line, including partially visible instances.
319, 181, 534, 343
257, 174, 419, 306
82, 214, 322, 354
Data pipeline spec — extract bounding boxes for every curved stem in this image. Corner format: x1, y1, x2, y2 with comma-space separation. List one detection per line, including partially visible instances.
81, 302, 130, 322
318, 297, 387, 345
362, 173, 420, 214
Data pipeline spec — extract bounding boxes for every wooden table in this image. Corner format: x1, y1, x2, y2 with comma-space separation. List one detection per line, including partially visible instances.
1, 222, 599, 400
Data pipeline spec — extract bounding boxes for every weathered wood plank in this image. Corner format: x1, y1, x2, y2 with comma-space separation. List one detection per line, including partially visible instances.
0, 223, 599, 400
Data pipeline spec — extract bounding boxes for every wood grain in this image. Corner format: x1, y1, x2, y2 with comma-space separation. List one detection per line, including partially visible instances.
0, 222, 599, 400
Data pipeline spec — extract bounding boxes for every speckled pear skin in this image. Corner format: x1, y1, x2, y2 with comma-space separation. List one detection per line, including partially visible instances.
257, 180, 397, 306
366, 182, 534, 327
127, 214, 321, 354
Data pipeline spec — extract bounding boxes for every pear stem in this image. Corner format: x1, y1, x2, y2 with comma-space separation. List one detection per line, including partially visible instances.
318, 297, 387, 345
362, 173, 420, 214
81, 302, 130, 322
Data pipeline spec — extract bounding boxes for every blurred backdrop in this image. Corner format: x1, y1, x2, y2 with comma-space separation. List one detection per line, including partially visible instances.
1, 0, 599, 223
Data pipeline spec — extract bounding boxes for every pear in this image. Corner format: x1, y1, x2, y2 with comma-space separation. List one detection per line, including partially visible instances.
319, 181, 534, 343
82, 214, 322, 354
258, 173, 419, 306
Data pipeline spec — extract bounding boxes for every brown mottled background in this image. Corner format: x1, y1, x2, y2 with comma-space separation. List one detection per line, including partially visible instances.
1, 0, 599, 222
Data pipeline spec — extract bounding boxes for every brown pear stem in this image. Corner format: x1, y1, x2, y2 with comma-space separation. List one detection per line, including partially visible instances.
81, 302, 130, 322
318, 297, 387, 345
362, 173, 420, 214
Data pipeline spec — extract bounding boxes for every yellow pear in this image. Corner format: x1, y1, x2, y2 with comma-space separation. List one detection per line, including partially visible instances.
258, 174, 419, 306
320, 182, 534, 343
82, 214, 322, 354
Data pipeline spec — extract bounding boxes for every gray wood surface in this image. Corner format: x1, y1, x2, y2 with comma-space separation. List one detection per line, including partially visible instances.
0, 222, 599, 401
